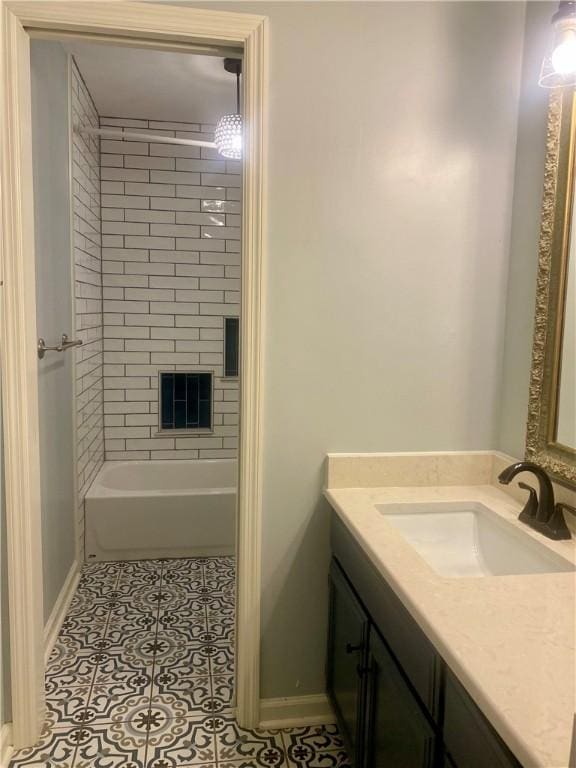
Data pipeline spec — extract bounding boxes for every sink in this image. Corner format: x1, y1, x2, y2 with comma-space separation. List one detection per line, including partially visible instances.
375, 501, 574, 578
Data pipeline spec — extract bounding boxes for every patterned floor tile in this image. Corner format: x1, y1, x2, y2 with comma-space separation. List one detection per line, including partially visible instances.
84, 679, 153, 725
152, 583, 199, 612
9, 726, 79, 768
208, 645, 234, 676
282, 726, 344, 755
182, 593, 234, 614
45, 680, 92, 727
206, 614, 235, 645
106, 611, 158, 645
162, 558, 204, 576
93, 649, 155, 689
72, 721, 147, 768
13, 556, 351, 768
284, 750, 350, 768
58, 610, 109, 647
219, 763, 287, 768
95, 630, 163, 664
151, 673, 213, 716
157, 609, 207, 635
210, 675, 234, 712
152, 645, 211, 685
46, 642, 99, 688
145, 715, 216, 766
211, 717, 286, 766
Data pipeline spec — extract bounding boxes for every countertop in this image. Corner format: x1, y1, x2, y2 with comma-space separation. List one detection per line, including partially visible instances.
325, 483, 576, 768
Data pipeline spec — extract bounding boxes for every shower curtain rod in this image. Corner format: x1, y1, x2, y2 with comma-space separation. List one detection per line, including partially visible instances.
75, 125, 217, 149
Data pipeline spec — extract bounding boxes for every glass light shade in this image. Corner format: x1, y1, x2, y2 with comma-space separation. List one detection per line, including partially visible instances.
214, 113, 243, 159
540, 23, 576, 87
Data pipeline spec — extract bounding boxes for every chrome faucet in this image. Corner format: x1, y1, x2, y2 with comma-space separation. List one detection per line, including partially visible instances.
498, 461, 572, 540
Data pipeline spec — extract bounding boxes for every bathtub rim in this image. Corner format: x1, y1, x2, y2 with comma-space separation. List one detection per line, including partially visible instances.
86, 458, 238, 499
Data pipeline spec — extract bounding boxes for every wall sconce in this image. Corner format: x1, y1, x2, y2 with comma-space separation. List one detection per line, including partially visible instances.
540, 1, 576, 88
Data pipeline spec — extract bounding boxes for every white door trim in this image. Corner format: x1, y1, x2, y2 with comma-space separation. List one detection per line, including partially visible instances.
0, 1, 267, 746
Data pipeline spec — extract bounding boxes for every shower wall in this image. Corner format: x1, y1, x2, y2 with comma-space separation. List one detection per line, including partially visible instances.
100, 116, 241, 461
71, 60, 104, 552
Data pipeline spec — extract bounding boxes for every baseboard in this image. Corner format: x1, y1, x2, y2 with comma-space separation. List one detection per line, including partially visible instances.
44, 559, 81, 664
259, 694, 336, 729
0, 722, 13, 768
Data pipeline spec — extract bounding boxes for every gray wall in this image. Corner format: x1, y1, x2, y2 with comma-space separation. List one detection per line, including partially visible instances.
499, 2, 556, 459
183, 1, 526, 698
31, 40, 77, 623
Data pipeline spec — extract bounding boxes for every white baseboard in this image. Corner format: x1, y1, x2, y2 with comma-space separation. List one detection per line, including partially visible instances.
0, 722, 13, 768
259, 694, 336, 729
44, 560, 81, 664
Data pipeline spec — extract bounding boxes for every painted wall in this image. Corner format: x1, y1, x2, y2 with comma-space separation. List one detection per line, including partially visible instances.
183, 0, 526, 699
498, 2, 552, 459
71, 58, 105, 556
31, 40, 77, 622
100, 116, 241, 460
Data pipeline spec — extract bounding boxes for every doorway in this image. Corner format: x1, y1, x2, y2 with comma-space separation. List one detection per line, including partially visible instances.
0, 2, 266, 750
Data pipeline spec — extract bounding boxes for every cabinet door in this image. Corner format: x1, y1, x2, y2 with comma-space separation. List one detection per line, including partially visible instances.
443, 671, 522, 768
364, 628, 436, 768
327, 559, 369, 767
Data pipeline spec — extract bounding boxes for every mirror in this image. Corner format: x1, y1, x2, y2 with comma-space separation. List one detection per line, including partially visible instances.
526, 88, 576, 485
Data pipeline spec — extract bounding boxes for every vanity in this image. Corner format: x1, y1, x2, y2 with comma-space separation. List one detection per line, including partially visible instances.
324, 452, 576, 768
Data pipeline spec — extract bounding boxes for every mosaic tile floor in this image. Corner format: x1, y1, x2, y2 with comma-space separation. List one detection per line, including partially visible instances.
10, 557, 350, 768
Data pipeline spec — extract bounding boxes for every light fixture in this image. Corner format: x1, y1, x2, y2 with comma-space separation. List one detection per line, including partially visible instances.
215, 58, 243, 159
540, 1, 576, 88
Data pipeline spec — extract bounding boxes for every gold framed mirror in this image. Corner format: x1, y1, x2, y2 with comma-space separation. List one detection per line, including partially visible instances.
527, 88, 576, 485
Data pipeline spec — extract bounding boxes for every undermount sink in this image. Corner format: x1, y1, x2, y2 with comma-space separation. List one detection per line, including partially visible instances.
375, 501, 574, 578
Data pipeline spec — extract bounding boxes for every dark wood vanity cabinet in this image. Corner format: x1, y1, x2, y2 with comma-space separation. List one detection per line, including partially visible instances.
327, 559, 369, 765
327, 514, 523, 768
364, 627, 436, 768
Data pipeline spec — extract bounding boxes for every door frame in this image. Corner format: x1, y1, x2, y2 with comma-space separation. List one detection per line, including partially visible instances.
0, 1, 267, 747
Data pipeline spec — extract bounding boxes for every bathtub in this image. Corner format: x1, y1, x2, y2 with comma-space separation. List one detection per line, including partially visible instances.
85, 459, 237, 561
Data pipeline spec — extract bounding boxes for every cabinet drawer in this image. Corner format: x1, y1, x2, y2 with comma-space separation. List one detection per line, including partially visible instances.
443, 670, 522, 768
331, 513, 440, 719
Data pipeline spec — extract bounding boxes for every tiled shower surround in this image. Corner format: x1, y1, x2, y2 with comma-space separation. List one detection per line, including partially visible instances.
100, 116, 241, 461
71, 61, 105, 552
9, 558, 349, 768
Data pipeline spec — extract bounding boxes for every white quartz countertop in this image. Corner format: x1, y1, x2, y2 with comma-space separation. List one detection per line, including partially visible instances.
325, 483, 576, 768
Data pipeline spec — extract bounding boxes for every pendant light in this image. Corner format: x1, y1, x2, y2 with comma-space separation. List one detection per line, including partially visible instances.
539, 1, 576, 88
215, 58, 243, 159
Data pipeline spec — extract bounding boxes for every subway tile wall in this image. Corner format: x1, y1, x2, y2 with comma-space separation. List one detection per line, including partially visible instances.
100, 116, 241, 461
71, 60, 104, 553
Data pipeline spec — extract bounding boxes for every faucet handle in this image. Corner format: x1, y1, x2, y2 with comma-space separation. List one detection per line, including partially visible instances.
545, 502, 573, 540
556, 502, 576, 518
518, 482, 538, 521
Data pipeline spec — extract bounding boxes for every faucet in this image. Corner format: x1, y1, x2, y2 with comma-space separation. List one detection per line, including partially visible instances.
498, 461, 572, 540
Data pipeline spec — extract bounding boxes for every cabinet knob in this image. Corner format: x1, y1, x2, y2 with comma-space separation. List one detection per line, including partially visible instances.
346, 642, 363, 654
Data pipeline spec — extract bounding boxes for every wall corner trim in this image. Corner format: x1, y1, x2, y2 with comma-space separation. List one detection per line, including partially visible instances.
0, 723, 14, 768
43, 560, 80, 665
258, 694, 336, 730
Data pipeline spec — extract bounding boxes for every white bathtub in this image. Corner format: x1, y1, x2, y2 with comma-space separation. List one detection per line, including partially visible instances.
85, 459, 237, 561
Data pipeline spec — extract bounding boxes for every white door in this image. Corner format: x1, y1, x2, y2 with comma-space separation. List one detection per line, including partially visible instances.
31, 40, 77, 623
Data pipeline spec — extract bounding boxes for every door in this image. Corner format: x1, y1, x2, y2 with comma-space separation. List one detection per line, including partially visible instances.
364, 627, 436, 768
31, 41, 77, 620
327, 559, 369, 767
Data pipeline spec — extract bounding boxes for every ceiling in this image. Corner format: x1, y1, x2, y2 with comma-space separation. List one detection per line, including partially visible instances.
64, 41, 238, 124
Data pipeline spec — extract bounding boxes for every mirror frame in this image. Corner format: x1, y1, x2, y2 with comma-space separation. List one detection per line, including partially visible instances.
526, 88, 576, 486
